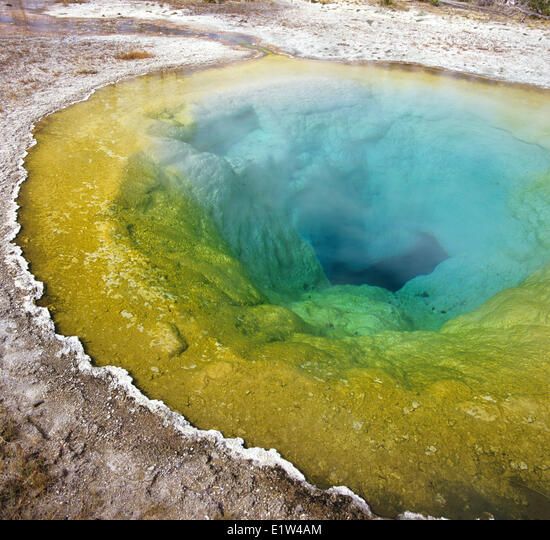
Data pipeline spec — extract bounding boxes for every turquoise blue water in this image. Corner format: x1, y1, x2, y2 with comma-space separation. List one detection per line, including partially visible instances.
148, 75, 550, 333
20, 60, 550, 518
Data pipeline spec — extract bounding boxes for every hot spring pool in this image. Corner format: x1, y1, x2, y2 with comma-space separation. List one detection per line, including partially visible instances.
18, 56, 550, 518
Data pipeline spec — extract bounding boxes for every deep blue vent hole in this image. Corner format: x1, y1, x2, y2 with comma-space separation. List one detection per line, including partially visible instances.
314, 229, 448, 292
320, 232, 449, 292
298, 208, 449, 292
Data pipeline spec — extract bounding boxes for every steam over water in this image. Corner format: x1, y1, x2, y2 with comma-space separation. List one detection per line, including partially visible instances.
18, 58, 550, 518
150, 74, 550, 331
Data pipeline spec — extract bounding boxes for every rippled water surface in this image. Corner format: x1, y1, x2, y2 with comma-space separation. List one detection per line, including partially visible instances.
18, 57, 550, 518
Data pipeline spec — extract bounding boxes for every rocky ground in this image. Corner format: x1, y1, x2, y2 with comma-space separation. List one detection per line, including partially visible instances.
0, 0, 548, 520
49, 0, 550, 86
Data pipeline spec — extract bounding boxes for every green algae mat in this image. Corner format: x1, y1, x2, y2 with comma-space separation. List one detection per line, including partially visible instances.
17, 57, 550, 518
